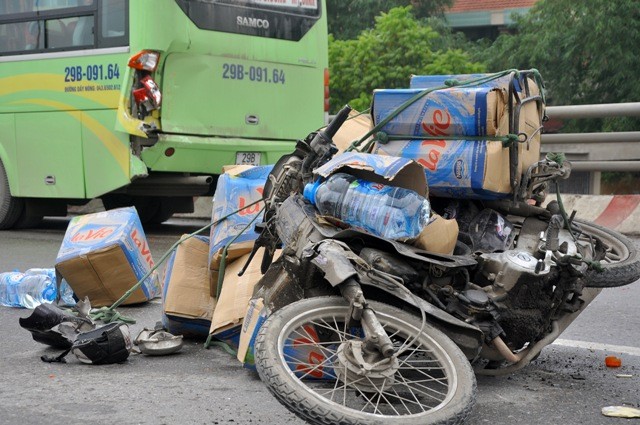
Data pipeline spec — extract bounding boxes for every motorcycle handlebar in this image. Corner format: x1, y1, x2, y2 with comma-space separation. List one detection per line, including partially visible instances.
302, 104, 353, 178
323, 104, 352, 140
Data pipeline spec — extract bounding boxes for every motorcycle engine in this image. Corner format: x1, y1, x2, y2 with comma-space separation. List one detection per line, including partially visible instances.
470, 216, 585, 349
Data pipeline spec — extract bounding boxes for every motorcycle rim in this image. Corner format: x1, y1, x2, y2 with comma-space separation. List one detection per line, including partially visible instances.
255, 296, 476, 425
575, 219, 640, 287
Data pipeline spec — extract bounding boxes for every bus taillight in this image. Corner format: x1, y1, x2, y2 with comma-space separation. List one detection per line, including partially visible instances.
324, 68, 330, 113
133, 75, 162, 111
128, 50, 160, 72
128, 50, 162, 118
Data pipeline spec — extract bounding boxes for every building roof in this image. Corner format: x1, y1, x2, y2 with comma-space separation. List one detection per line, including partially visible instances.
448, 0, 538, 13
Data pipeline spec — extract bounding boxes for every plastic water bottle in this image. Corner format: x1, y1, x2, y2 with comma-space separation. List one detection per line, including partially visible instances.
303, 173, 431, 239
0, 268, 75, 308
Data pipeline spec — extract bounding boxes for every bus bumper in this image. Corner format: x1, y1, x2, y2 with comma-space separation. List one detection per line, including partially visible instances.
140, 134, 296, 174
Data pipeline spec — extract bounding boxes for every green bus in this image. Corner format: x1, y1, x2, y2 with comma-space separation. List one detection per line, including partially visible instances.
0, 0, 328, 228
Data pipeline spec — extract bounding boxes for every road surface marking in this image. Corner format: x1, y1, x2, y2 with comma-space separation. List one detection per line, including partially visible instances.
553, 339, 640, 357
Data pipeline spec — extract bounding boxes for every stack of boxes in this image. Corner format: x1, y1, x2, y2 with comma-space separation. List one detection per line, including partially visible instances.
372, 71, 544, 199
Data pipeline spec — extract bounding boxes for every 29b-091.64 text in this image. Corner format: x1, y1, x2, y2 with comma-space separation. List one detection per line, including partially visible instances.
222, 63, 286, 84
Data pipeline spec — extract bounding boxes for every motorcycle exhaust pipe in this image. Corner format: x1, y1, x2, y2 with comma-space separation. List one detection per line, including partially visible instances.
490, 336, 530, 364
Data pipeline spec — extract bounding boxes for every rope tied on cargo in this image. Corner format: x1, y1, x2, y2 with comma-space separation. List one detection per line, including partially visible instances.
373, 131, 522, 147
89, 199, 264, 324
215, 206, 264, 299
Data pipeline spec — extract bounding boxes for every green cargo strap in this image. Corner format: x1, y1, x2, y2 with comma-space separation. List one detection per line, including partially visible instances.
204, 335, 237, 355
373, 131, 522, 147
215, 206, 264, 298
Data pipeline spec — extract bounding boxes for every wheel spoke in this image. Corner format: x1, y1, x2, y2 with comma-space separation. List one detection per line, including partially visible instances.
314, 318, 359, 341
282, 350, 340, 380
388, 385, 422, 414
394, 371, 449, 400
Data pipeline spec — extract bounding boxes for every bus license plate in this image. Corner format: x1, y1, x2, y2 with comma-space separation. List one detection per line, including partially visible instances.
236, 152, 261, 166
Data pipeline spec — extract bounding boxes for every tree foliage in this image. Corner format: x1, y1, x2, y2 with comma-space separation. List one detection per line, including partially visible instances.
328, 6, 484, 113
484, 0, 640, 131
326, 0, 453, 40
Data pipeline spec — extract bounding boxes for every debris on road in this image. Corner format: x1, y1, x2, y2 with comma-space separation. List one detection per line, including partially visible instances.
601, 406, 640, 418
605, 355, 623, 368
134, 322, 183, 356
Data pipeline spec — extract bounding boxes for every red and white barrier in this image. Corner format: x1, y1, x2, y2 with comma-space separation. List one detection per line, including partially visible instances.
546, 194, 640, 235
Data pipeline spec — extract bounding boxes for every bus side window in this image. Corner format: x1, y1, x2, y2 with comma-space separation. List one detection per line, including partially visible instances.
0, 21, 44, 52
0, 23, 21, 53
46, 19, 73, 49
101, 0, 126, 39
72, 15, 94, 46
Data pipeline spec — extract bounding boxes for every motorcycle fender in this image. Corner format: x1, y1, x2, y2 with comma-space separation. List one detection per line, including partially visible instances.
360, 280, 484, 361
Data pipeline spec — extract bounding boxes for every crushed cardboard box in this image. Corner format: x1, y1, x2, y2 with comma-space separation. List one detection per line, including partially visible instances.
409, 213, 459, 255
162, 235, 215, 337
312, 151, 428, 198
330, 110, 374, 153
236, 297, 267, 369
208, 240, 254, 297
208, 165, 272, 294
209, 247, 281, 344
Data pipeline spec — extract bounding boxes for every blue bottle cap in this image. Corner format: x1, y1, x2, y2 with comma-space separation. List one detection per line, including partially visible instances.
303, 179, 322, 205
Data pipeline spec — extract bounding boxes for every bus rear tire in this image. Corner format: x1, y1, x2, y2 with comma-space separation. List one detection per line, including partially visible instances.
102, 194, 185, 224
148, 199, 175, 225
0, 160, 24, 230
13, 210, 43, 229
102, 194, 160, 224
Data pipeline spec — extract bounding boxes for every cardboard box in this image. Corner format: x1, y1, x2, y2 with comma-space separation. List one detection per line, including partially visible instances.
208, 165, 272, 274
236, 297, 268, 369
55, 207, 161, 307
374, 138, 514, 199
330, 110, 374, 153
209, 247, 281, 341
312, 152, 459, 253
240, 296, 337, 379
312, 151, 428, 197
208, 239, 254, 297
409, 213, 459, 255
372, 73, 543, 199
162, 235, 215, 337
372, 86, 507, 138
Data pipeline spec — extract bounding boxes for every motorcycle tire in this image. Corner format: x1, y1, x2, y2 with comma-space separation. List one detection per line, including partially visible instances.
576, 219, 640, 288
255, 296, 477, 425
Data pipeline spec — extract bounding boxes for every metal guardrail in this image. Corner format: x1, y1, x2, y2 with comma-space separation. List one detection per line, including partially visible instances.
545, 102, 640, 119
542, 102, 640, 172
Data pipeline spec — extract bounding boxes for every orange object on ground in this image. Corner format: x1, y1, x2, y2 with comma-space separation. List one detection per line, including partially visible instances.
605, 355, 622, 368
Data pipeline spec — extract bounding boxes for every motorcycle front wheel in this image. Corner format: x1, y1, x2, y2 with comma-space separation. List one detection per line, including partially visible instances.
575, 219, 640, 287
255, 296, 476, 425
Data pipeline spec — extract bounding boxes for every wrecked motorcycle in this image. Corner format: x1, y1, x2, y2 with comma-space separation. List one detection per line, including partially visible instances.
244, 105, 640, 425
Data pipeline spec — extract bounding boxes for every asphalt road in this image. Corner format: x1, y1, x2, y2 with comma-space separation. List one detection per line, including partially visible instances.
0, 217, 638, 425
